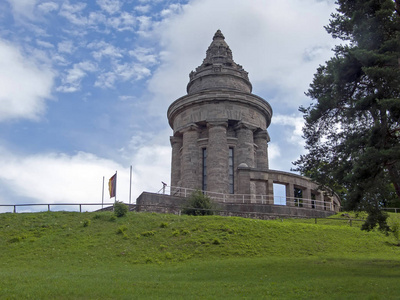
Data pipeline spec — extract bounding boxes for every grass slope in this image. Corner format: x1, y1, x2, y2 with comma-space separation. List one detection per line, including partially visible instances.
1, 211, 400, 299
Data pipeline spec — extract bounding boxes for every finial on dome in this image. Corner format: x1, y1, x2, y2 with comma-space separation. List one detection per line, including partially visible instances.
213, 30, 225, 40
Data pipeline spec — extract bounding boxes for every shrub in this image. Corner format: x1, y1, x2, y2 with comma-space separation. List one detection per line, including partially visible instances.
141, 230, 156, 237
92, 214, 102, 220
8, 236, 22, 243
145, 257, 153, 264
361, 209, 389, 233
117, 225, 128, 234
113, 201, 128, 217
212, 238, 221, 245
160, 222, 169, 228
388, 217, 400, 246
83, 219, 91, 227
182, 190, 214, 216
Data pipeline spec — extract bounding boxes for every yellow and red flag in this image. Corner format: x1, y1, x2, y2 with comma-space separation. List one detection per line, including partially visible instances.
108, 173, 117, 198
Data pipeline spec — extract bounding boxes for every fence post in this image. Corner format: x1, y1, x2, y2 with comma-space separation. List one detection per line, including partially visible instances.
315, 218, 317, 224
48, 205, 50, 212
79, 204, 82, 213
14, 205, 16, 213
349, 219, 352, 227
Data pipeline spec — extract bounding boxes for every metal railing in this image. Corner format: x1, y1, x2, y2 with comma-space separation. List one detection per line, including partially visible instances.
162, 185, 334, 211
382, 208, 400, 213
0, 203, 115, 213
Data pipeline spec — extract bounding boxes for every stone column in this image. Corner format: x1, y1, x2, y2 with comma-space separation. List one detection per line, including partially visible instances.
303, 188, 312, 208
207, 121, 229, 194
317, 191, 324, 210
254, 130, 270, 169
180, 125, 200, 191
235, 122, 255, 168
170, 135, 182, 190
266, 179, 274, 204
286, 182, 294, 206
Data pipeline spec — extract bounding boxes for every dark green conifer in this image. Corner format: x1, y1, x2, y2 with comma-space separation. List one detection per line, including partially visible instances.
294, 0, 400, 230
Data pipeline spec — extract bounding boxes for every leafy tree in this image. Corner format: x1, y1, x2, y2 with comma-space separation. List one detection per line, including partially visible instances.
182, 190, 215, 216
293, 0, 400, 231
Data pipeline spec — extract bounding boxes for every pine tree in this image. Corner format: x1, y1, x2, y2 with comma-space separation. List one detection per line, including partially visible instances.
293, 0, 400, 230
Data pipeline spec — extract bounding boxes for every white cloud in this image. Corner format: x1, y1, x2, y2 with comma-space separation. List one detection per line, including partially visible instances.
0, 39, 54, 122
137, 15, 153, 33
6, 0, 38, 19
57, 61, 97, 93
94, 62, 151, 88
268, 143, 281, 160
94, 71, 117, 89
110, 11, 136, 31
160, 4, 183, 18
36, 40, 54, 48
135, 5, 150, 14
96, 0, 122, 15
273, 114, 305, 147
0, 141, 170, 208
129, 47, 158, 66
37, 2, 59, 14
87, 40, 124, 61
59, 1, 87, 26
58, 40, 75, 54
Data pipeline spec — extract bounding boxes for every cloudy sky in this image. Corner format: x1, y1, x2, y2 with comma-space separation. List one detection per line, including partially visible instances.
0, 0, 338, 212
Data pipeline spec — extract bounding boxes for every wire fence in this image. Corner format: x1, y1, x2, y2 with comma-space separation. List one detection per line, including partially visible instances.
0, 203, 115, 213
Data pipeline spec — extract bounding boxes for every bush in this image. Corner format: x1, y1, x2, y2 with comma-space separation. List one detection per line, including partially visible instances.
160, 222, 169, 228
182, 190, 214, 216
388, 217, 400, 246
141, 230, 156, 237
116, 225, 127, 234
83, 219, 91, 227
361, 208, 389, 233
113, 201, 128, 217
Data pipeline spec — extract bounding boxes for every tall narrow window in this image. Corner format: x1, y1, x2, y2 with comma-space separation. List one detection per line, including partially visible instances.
228, 147, 234, 194
202, 148, 207, 191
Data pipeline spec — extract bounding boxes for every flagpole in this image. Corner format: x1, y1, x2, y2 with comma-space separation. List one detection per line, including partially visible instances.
102, 176, 104, 209
129, 165, 132, 205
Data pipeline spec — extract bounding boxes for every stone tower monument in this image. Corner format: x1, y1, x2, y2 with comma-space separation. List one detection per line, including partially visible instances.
168, 30, 272, 195
166, 30, 340, 211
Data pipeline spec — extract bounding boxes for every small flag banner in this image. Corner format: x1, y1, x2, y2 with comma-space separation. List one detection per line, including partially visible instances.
108, 173, 117, 198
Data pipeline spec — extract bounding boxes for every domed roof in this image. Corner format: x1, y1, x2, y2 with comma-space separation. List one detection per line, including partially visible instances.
187, 30, 252, 94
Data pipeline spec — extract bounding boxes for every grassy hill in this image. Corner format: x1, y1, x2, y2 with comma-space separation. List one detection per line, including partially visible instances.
1, 211, 400, 299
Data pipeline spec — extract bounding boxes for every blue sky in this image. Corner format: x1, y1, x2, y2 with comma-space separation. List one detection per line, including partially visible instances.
0, 0, 338, 211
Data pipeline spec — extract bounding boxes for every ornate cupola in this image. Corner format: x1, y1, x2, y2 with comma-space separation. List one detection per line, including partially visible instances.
187, 30, 252, 94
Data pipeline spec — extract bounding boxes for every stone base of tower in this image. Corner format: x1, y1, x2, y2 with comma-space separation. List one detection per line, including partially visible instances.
135, 191, 336, 219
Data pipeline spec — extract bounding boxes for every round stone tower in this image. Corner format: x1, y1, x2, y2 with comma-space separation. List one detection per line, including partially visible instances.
167, 30, 272, 195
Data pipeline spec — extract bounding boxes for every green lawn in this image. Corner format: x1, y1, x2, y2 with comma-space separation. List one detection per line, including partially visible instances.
1, 211, 399, 299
